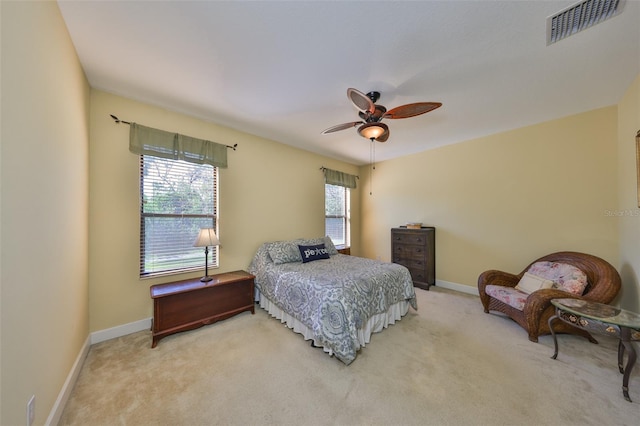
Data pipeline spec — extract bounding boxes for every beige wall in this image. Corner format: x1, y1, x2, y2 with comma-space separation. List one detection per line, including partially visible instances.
88, 91, 361, 331
617, 74, 640, 312
1, 2, 91, 425
359, 107, 619, 290
1, 2, 637, 424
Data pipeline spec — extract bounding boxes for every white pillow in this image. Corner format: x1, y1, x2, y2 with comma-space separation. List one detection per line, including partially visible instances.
515, 272, 555, 294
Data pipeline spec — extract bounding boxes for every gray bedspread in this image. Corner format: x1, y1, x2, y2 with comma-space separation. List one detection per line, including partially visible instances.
248, 240, 417, 364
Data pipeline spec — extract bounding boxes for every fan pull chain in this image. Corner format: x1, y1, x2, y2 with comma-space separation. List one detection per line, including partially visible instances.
369, 139, 376, 195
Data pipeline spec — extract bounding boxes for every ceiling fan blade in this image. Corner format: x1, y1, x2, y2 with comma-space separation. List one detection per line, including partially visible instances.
321, 121, 363, 134
383, 102, 442, 119
375, 128, 390, 142
347, 88, 375, 114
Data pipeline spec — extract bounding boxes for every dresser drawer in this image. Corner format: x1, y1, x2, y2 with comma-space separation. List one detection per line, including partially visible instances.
392, 232, 428, 246
393, 245, 427, 260
393, 257, 426, 270
407, 267, 428, 283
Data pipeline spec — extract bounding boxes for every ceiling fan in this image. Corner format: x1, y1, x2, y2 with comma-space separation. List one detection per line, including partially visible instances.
322, 88, 442, 142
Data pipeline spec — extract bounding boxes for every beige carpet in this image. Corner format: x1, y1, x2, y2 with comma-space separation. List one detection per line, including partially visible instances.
59, 287, 639, 426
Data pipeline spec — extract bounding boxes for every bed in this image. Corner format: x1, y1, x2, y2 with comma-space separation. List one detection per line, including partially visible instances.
247, 237, 417, 364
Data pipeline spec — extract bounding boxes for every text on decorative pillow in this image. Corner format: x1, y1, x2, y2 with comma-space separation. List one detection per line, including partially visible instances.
298, 244, 330, 263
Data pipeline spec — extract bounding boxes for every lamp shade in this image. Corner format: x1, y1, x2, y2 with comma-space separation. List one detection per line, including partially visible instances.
193, 228, 220, 247
358, 122, 388, 140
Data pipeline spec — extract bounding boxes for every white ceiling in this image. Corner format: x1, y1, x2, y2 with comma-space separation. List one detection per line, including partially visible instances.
57, 0, 640, 165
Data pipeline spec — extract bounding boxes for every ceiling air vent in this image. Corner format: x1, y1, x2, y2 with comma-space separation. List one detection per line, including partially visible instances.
547, 0, 626, 45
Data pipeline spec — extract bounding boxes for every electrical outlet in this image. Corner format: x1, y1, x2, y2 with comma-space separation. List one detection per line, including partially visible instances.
27, 395, 35, 426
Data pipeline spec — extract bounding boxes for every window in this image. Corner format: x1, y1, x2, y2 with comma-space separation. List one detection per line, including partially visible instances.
139, 155, 218, 277
325, 184, 350, 247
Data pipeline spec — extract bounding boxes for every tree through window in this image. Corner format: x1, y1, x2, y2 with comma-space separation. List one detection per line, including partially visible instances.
325, 184, 349, 247
139, 155, 218, 277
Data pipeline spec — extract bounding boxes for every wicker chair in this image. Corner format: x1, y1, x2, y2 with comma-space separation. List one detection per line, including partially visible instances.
478, 251, 621, 343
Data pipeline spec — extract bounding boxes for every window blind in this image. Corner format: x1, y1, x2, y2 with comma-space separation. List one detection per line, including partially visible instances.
139, 155, 218, 277
325, 184, 350, 247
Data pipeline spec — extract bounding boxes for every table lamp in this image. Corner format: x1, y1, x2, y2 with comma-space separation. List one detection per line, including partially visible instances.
193, 228, 219, 282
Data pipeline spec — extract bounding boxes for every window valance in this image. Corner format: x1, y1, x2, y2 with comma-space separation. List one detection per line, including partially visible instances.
322, 167, 358, 189
129, 123, 228, 168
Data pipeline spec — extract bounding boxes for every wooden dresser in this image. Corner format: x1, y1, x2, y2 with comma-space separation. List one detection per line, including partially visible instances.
391, 227, 435, 290
150, 270, 255, 347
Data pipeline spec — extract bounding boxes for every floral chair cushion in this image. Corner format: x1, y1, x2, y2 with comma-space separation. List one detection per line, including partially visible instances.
485, 262, 589, 312
527, 261, 588, 296
485, 285, 528, 311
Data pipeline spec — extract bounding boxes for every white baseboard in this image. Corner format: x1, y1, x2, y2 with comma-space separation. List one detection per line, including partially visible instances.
45, 336, 90, 426
435, 279, 479, 296
90, 317, 152, 345
46, 318, 153, 424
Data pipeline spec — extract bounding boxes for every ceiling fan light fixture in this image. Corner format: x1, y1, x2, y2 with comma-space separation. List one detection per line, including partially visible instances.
324, 88, 442, 144
358, 122, 388, 140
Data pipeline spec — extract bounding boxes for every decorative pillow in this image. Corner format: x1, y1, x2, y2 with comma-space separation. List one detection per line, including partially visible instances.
267, 237, 338, 264
267, 241, 302, 264
515, 272, 555, 294
322, 236, 339, 255
295, 237, 338, 255
527, 261, 589, 296
298, 244, 330, 263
